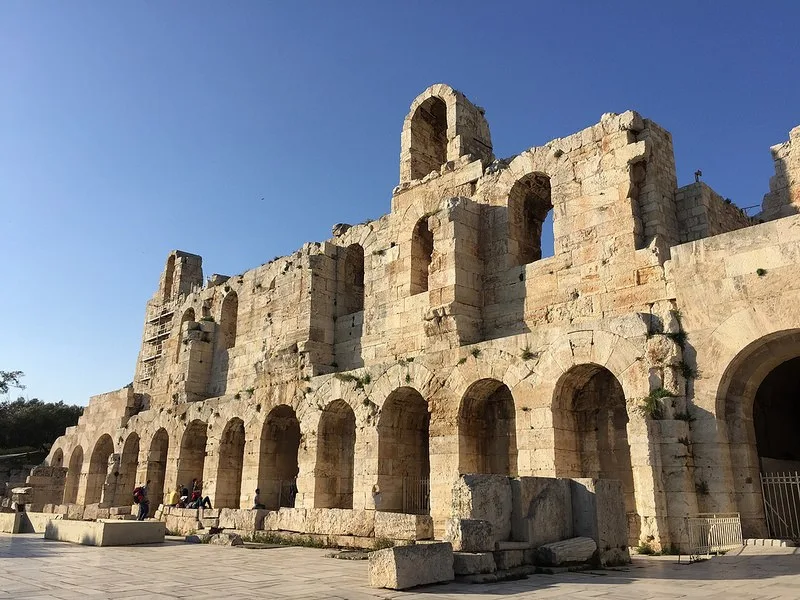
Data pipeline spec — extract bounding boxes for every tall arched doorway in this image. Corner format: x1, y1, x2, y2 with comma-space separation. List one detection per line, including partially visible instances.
720, 329, 800, 538
118, 433, 140, 507
315, 400, 356, 509
409, 96, 448, 180
176, 420, 208, 493
458, 379, 518, 475
553, 364, 636, 537
259, 405, 301, 509
377, 387, 430, 514
63, 446, 83, 504
215, 418, 246, 508
85, 434, 114, 505
146, 428, 170, 511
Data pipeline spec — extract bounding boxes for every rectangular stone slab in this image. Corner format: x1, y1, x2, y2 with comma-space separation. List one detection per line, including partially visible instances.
368, 541, 454, 590
0, 512, 21, 533
45, 519, 166, 546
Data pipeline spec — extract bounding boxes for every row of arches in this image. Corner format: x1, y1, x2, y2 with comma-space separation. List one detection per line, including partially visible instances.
56, 365, 635, 521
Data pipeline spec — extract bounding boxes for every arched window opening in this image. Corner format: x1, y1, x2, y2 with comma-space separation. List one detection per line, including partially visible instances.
552, 364, 636, 541
315, 400, 356, 509
215, 418, 246, 508
259, 405, 301, 509
118, 433, 140, 507
146, 429, 169, 512
411, 218, 434, 295
219, 292, 238, 350
176, 420, 208, 494
163, 254, 176, 303
410, 97, 448, 180
377, 387, 430, 514
51, 448, 64, 468
458, 379, 518, 476
63, 446, 83, 504
508, 173, 553, 266
338, 244, 365, 316
85, 434, 115, 505
176, 307, 196, 363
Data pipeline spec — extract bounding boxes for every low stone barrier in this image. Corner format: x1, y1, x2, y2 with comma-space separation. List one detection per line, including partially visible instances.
44, 519, 166, 546
374, 512, 432, 540
0, 512, 22, 533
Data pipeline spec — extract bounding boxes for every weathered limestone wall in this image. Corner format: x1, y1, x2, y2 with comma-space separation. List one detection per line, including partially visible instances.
38, 83, 800, 549
675, 182, 754, 242
759, 126, 800, 221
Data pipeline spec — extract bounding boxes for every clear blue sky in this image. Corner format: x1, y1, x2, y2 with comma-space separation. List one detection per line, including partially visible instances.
2, 2, 798, 406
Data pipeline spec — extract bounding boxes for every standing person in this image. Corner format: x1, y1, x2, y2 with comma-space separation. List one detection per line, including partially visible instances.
135, 480, 151, 521
288, 481, 298, 508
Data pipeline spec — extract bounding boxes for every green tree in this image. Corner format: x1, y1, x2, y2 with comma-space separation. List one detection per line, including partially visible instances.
0, 370, 25, 395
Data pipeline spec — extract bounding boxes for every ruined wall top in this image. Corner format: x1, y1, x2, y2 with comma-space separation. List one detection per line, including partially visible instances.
399, 84, 494, 185
759, 125, 800, 221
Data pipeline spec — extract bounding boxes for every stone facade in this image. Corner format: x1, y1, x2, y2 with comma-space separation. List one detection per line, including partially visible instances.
38, 83, 800, 550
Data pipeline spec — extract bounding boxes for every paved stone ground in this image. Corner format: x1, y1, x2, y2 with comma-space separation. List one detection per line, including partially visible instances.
1, 533, 799, 599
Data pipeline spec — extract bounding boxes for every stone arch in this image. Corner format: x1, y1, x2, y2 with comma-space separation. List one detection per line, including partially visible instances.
508, 172, 553, 266
163, 254, 176, 303
459, 378, 518, 475
399, 84, 493, 184
51, 447, 64, 468
176, 420, 208, 493
176, 307, 196, 363
85, 434, 114, 505
410, 217, 434, 295
314, 399, 356, 509
63, 446, 83, 504
552, 364, 636, 513
338, 243, 365, 316
377, 387, 430, 513
118, 432, 140, 506
219, 292, 238, 350
715, 328, 800, 537
259, 405, 301, 509
146, 428, 170, 510
215, 417, 246, 508
409, 96, 448, 180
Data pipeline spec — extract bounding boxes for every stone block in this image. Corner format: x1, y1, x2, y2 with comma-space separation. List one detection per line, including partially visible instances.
451, 475, 512, 543
263, 508, 306, 533
218, 508, 269, 531
368, 542, 454, 590
510, 477, 572, 546
0, 512, 21, 533
570, 479, 630, 565
535, 536, 597, 566
164, 514, 200, 536
65, 504, 84, 520
444, 518, 494, 552
44, 519, 166, 546
493, 549, 525, 570
82, 504, 100, 521
304, 508, 375, 537
52, 504, 69, 516
453, 552, 496, 575
374, 512, 432, 540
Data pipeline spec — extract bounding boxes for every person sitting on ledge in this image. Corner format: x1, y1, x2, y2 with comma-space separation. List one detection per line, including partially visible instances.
253, 488, 266, 510
166, 486, 180, 507
188, 489, 212, 509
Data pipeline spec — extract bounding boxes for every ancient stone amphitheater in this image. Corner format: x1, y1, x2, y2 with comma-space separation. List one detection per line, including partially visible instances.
28, 84, 800, 550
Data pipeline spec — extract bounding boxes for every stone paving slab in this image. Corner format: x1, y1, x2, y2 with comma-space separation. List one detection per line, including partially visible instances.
2, 533, 799, 599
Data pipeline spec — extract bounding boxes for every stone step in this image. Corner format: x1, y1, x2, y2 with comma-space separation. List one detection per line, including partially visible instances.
744, 538, 797, 547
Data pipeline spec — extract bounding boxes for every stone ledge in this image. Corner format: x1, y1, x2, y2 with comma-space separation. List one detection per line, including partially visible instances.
45, 519, 166, 546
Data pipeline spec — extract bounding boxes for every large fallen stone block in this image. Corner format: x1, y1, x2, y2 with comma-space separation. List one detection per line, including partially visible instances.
452, 475, 512, 543
209, 532, 243, 546
510, 477, 572, 546
535, 536, 597, 566
374, 512, 432, 540
304, 508, 375, 537
444, 518, 494, 552
219, 508, 269, 531
0, 512, 21, 533
570, 479, 630, 565
44, 519, 166, 546
368, 542, 454, 590
453, 552, 496, 575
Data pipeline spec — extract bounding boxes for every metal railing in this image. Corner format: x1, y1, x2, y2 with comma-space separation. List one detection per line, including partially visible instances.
402, 477, 429, 515
683, 513, 742, 561
761, 471, 800, 539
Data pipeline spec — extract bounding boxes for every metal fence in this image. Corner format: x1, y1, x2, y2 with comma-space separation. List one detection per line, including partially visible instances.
761, 471, 800, 539
402, 477, 429, 515
683, 513, 743, 561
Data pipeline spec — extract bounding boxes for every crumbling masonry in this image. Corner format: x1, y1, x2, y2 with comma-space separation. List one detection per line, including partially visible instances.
36, 84, 800, 549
